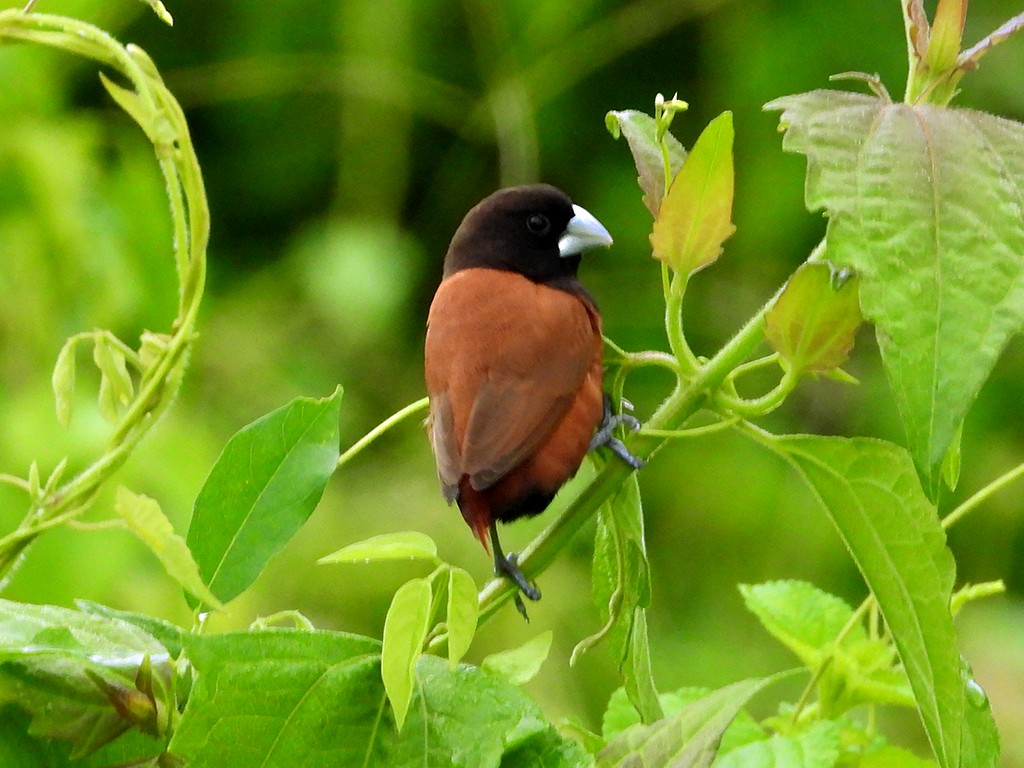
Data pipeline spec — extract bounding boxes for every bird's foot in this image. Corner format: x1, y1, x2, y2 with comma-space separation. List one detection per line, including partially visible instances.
495, 551, 541, 601
489, 520, 541, 620
589, 395, 645, 469
497, 552, 541, 621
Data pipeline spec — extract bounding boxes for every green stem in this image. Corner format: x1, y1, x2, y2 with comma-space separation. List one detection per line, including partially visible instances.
941, 458, 1024, 530
473, 283, 774, 624
664, 269, 699, 374
715, 365, 798, 418
639, 416, 739, 440
0, 10, 207, 583
336, 396, 430, 470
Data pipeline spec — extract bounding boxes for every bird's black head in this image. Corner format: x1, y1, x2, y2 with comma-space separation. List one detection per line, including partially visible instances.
442, 184, 612, 286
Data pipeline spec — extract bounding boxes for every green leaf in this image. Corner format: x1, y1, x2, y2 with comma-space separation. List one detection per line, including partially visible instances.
169, 630, 586, 767
169, 629, 383, 766
575, 471, 660, 723
861, 745, 939, 768
772, 435, 998, 768
92, 334, 133, 423
382, 577, 432, 731
480, 630, 551, 686
138, 0, 174, 26
739, 581, 862, 667
115, 487, 222, 609
445, 567, 478, 668
606, 109, 686, 216
602, 687, 765, 752
0, 600, 172, 759
75, 601, 185, 660
650, 110, 736, 276
0, 706, 72, 767
764, 263, 862, 374
596, 677, 779, 768
186, 387, 342, 604
98, 69, 177, 151
925, 0, 966, 73
767, 91, 1024, 492
940, 420, 964, 491
51, 338, 77, 428
713, 720, 841, 768
319, 531, 439, 564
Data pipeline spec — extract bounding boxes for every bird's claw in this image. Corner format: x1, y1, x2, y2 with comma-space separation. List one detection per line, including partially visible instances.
589, 395, 646, 469
496, 552, 541, 602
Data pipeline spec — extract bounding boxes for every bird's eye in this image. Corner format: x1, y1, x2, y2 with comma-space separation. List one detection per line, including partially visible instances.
526, 213, 551, 236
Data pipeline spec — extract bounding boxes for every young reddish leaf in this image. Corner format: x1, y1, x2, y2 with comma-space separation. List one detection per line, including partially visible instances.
381, 577, 431, 731
650, 111, 735, 276
606, 110, 686, 216
905, 0, 931, 59
764, 262, 863, 374
958, 13, 1024, 71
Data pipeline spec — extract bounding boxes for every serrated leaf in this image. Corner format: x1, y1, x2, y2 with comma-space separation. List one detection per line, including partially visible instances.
767, 90, 1024, 493
51, 338, 77, 428
115, 487, 222, 610
713, 719, 841, 768
445, 567, 478, 668
650, 110, 736, 276
381, 578, 431, 731
773, 435, 997, 768
739, 581, 863, 667
606, 109, 686, 216
764, 263, 862, 374
0, 600, 172, 759
481, 630, 552, 686
319, 531, 438, 565
602, 686, 765, 753
597, 677, 779, 768
186, 387, 342, 605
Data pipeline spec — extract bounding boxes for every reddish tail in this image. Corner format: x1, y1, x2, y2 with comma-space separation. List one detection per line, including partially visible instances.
457, 478, 492, 553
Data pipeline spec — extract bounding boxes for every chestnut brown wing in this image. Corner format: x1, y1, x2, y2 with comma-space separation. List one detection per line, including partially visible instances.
425, 268, 599, 499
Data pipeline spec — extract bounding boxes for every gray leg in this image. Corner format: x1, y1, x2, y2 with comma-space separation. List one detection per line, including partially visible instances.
490, 519, 540, 620
589, 394, 645, 469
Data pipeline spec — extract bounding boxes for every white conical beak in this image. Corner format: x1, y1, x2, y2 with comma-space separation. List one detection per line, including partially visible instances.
558, 204, 613, 257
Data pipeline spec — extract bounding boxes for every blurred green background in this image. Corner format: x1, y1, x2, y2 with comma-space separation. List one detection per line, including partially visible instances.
2, 0, 1023, 760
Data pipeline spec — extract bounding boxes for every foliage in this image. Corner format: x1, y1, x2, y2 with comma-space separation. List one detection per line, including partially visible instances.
1, 1, 1023, 766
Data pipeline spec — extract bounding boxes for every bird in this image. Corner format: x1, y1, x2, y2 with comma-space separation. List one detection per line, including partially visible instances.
424, 184, 642, 607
